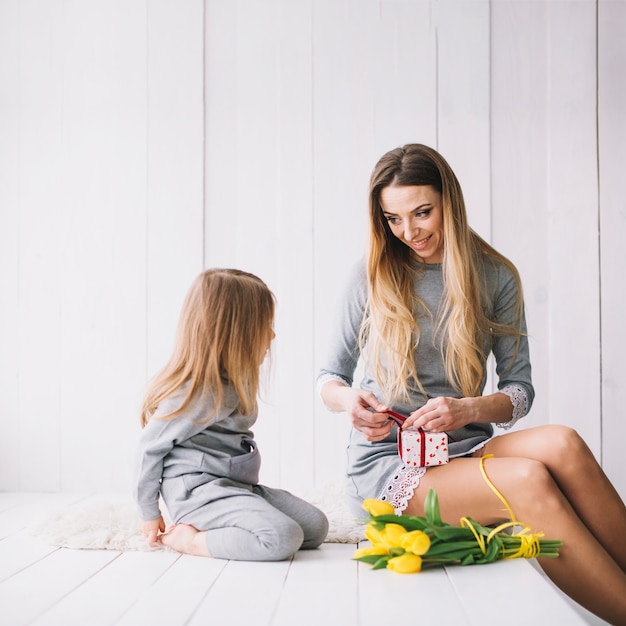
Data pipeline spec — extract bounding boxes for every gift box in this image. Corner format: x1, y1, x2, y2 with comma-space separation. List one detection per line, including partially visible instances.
386, 410, 449, 468
399, 428, 449, 468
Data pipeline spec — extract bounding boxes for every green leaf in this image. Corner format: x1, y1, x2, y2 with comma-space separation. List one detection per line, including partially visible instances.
425, 541, 483, 556
424, 489, 443, 526
460, 553, 477, 566
371, 556, 391, 570
354, 554, 387, 565
370, 514, 429, 531
430, 526, 476, 541
476, 537, 502, 563
459, 517, 496, 536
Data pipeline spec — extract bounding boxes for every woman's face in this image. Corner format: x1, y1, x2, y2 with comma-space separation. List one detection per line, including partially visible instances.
380, 184, 444, 264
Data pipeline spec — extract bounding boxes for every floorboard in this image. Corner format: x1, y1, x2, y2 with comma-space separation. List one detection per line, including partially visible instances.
31, 551, 181, 626
188, 558, 291, 626
358, 560, 469, 624
0, 493, 607, 626
271, 544, 359, 626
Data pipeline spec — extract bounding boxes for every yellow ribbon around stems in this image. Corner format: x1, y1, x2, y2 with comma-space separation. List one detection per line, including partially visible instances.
459, 454, 544, 560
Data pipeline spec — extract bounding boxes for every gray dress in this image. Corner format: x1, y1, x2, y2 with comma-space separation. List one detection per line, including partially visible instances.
134, 384, 328, 560
317, 257, 534, 516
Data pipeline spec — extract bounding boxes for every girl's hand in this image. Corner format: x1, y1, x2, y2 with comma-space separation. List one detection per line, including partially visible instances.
404, 396, 472, 433
141, 515, 166, 547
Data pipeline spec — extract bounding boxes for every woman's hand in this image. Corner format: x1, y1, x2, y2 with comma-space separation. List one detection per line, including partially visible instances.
320, 381, 391, 442
349, 390, 394, 442
404, 396, 473, 433
140, 515, 166, 547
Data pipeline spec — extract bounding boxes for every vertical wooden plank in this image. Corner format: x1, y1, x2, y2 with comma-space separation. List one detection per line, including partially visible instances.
204, 0, 238, 268
373, 0, 438, 154
268, 0, 316, 491
598, 0, 626, 499
0, 0, 20, 490
437, 0, 491, 241
14, 0, 66, 490
57, 0, 148, 492
146, 0, 205, 379
545, 0, 601, 454
490, 1, 550, 431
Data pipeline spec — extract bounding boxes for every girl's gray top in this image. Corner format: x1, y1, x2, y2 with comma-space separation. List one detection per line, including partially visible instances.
134, 384, 261, 521
317, 256, 534, 505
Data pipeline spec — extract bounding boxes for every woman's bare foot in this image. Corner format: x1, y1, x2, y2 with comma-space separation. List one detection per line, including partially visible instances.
160, 524, 210, 557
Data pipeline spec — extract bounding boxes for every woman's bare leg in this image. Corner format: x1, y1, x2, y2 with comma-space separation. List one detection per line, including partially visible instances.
405, 455, 626, 625
483, 425, 626, 571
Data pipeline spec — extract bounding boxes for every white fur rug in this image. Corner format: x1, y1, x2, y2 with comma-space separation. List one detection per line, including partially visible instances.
28, 483, 366, 552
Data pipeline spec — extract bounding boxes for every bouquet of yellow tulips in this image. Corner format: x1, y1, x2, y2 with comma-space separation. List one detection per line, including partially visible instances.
354, 488, 562, 574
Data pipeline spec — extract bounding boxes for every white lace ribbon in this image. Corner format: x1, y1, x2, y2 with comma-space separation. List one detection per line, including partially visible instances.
497, 384, 529, 429
376, 463, 427, 515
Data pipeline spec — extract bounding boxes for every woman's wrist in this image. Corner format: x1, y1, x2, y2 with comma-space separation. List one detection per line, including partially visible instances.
465, 393, 513, 425
320, 379, 351, 413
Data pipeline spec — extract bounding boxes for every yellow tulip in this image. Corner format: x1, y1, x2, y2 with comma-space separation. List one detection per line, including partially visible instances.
380, 523, 408, 548
353, 546, 389, 559
386, 553, 423, 574
362, 499, 395, 517
400, 530, 431, 555
365, 523, 386, 547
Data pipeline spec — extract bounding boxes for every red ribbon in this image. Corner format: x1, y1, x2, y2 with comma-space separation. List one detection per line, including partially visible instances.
386, 410, 426, 466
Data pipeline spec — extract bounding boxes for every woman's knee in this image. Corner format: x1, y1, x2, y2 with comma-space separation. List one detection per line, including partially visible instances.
502, 457, 563, 516
539, 424, 592, 467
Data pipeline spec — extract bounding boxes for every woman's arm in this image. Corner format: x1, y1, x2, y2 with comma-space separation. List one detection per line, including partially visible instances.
405, 391, 514, 433
320, 379, 393, 442
405, 260, 532, 433
317, 263, 397, 441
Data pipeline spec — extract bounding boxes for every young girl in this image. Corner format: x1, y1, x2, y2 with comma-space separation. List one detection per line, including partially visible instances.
318, 144, 626, 624
135, 268, 328, 560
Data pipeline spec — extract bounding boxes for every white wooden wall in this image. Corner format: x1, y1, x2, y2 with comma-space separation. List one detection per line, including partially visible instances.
1, 0, 624, 500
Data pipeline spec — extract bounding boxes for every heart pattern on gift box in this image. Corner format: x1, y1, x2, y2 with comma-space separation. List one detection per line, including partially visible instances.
400, 430, 449, 467
385, 410, 450, 468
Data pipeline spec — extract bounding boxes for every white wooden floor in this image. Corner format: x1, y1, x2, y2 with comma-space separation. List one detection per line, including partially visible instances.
0, 492, 608, 626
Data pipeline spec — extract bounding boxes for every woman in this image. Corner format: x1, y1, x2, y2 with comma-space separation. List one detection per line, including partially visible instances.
318, 144, 626, 624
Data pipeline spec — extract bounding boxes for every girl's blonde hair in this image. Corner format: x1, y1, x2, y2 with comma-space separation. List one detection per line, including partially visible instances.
363, 143, 523, 404
140, 268, 275, 427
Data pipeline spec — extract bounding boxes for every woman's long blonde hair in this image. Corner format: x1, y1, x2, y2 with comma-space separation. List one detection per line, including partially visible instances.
363, 144, 523, 404
140, 268, 275, 426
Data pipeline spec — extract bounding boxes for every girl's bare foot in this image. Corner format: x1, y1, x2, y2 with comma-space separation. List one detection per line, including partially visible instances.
160, 524, 210, 557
